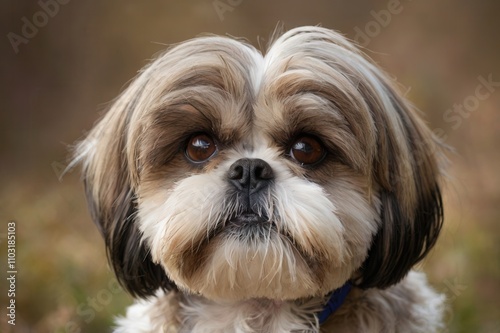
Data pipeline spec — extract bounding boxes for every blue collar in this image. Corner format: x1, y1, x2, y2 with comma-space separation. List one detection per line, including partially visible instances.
317, 282, 352, 325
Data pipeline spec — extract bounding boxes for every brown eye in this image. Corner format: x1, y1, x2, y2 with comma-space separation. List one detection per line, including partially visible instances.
290, 136, 325, 166
185, 134, 217, 163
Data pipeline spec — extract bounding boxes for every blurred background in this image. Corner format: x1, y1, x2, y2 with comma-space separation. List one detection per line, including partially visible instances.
1, 0, 499, 332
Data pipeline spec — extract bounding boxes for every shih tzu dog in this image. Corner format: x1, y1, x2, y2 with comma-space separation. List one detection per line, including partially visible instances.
73, 26, 446, 332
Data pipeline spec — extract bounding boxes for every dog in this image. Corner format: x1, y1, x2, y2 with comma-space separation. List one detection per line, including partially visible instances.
73, 26, 446, 332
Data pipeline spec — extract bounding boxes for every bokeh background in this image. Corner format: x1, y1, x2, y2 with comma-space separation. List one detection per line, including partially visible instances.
1, 1, 499, 332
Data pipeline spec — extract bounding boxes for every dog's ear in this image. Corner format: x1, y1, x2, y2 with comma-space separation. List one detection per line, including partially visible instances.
73, 81, 173, 298
358, 79, 445, 289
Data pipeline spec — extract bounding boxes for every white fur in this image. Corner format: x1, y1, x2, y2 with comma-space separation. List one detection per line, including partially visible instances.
137, 139, 377, 301
115, 271, 444, 332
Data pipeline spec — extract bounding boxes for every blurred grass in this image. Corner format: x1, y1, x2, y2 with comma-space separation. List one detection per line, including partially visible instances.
1, 177, 133, 332
1, 0, 499, 332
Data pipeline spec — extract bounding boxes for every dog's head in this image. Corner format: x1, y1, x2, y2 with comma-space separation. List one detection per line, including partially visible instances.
75, 26, 444, 301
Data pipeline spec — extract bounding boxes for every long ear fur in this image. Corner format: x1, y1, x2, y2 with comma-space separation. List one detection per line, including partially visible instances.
73, 75, 174, 298
359, 79, 445, 289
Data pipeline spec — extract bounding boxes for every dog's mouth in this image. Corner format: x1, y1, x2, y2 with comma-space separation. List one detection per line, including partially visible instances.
228, 212, 268, 227
221, 212, 276, 240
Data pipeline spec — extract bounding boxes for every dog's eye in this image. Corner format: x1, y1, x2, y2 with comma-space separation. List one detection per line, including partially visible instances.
185, 134, 217, 163
289, 136, 325, 166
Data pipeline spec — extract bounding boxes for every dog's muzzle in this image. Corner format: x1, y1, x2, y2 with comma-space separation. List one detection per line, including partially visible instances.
225, 158, 275, 236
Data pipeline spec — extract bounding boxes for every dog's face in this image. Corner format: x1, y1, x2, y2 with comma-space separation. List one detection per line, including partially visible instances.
76, 27, 443, 301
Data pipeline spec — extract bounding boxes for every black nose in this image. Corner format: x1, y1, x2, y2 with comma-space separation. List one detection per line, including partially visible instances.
228, 158, 274, 194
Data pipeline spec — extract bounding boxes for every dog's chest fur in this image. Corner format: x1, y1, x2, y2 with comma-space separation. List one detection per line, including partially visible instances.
114, 271, 444, 333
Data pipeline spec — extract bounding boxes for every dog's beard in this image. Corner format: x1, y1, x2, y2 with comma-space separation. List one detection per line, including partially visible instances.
138, 147, 379, 301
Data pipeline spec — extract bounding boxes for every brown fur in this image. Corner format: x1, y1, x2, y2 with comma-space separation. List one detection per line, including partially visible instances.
74, 26, 445, 331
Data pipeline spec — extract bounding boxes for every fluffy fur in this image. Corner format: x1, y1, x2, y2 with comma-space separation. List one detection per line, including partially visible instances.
74, 26, 446, 332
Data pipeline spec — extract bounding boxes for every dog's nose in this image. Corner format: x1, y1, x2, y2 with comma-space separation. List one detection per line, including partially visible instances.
227, 158, 274, 194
